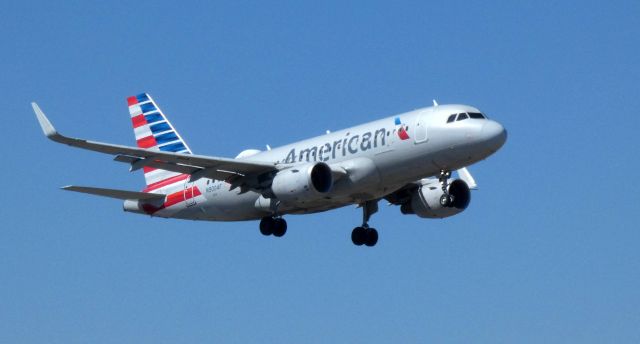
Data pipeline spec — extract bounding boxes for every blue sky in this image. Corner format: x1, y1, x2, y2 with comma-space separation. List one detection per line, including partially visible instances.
2, 1, 639, 342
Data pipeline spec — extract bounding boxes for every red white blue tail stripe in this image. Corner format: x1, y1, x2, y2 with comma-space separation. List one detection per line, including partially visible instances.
127, 93, 192, 186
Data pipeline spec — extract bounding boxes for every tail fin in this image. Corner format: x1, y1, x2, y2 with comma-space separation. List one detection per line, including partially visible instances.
127, 93, 192, 186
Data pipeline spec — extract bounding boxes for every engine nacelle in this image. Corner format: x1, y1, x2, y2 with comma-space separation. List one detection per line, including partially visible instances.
403, 179, 471, 218
271, 162, 333, 204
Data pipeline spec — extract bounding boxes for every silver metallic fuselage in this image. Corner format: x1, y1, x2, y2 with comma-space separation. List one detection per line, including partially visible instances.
146, 104, 506, 221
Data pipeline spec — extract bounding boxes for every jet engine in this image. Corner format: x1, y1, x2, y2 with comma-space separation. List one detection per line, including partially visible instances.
401, 179, 471, 218
270, 162, 333, 204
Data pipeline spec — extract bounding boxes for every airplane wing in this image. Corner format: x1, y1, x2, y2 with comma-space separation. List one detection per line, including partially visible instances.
32, 103, 278, 182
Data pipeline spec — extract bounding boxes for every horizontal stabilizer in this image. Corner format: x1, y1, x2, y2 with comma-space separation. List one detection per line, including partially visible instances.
62, 186, 165, 200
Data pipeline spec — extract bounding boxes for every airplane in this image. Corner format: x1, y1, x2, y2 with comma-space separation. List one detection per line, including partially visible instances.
32, 93, 506, 247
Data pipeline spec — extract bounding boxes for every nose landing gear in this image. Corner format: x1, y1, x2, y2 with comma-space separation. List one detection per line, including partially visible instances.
439, 169, 454, 207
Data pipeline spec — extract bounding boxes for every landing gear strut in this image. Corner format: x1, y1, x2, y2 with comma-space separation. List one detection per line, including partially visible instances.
351, 200, 379, 247
439, 169, 453, 207
259, 216, 287, 237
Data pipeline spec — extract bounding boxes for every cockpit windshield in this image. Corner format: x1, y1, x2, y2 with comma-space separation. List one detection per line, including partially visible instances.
468, 112, 485, 119
446, 112, 487, 123
457, 113, 469, 121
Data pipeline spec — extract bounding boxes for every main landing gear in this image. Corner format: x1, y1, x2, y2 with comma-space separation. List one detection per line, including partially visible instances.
439, 169, 453, 207
351, 226, 378, 247
259, 216, 287, 237
351, 200, 379, 247
259, 200, 382, 246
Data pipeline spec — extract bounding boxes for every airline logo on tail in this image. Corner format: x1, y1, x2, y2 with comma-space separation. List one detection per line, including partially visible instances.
127, 93, 191, 153
127, 93, 193, 186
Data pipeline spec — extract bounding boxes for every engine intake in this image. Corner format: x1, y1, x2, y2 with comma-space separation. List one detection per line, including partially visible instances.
404, 179, 471, 218
271, 162, 333, 204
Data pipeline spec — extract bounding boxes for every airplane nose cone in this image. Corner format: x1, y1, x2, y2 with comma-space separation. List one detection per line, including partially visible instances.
481, 120, 507, 151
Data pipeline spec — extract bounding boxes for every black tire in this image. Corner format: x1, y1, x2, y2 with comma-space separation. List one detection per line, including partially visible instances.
272, 218, 287, 237
259, 217, 274, 236
365, 228, 378, 247
351, 227, 365, 246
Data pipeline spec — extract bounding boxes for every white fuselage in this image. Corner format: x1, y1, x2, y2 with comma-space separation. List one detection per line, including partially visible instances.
128, 104, 506, 221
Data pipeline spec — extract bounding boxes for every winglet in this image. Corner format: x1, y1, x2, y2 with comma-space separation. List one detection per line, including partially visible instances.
31, 102, 59, 138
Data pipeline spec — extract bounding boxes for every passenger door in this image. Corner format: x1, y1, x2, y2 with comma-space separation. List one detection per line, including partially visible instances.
414, 112, 428, 144
184, 180, 197, 207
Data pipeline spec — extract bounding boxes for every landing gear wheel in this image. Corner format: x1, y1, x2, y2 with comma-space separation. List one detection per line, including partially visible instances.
259, 217, 274, 236
272, 218, 287, 237
364, 228, 378, 247
440, 194, 452, 207
351, 227, 366, 246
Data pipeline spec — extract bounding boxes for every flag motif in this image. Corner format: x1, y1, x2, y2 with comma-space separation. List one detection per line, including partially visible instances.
127, 93, 192, 186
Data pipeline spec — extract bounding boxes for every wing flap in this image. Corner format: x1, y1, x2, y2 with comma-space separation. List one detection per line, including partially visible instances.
62, 186, 165, 200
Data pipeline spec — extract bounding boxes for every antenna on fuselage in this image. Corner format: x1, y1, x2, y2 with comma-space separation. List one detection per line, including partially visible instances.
433, 99, 439, 106
266, 144, 271, 151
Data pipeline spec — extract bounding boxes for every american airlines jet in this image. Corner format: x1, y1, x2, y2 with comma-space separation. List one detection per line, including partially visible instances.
32, 93, 506, 247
